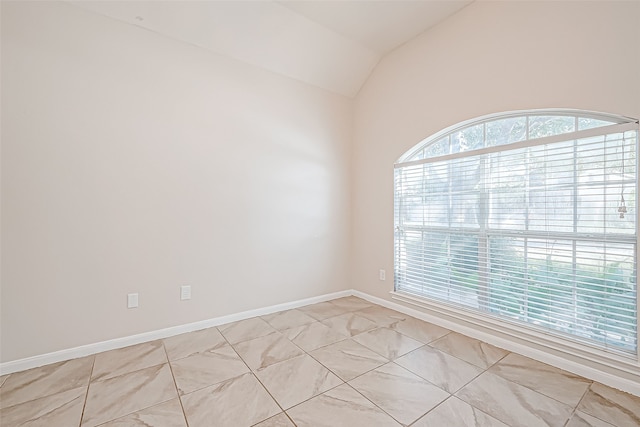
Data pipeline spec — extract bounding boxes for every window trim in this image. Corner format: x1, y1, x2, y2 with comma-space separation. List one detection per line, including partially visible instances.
394, 109, 640, 365
397, 109, 637, 164
396, 121, 638, 169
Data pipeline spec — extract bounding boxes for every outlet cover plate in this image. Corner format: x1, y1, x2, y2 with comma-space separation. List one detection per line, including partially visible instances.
127, 293, 139, 308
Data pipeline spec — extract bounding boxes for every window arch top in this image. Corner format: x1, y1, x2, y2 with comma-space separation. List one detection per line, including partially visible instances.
399, 110, 636, 164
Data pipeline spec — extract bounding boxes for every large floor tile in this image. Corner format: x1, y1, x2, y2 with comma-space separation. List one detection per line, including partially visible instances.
282, 321, 348, 352
181, 372, 279, 427
328, 296, 373, 311
286, 383, 401, 427
456, 371, 573, 427
254, 412, 296, 427
0, 386, 86, 427
577, 382, 640, 427
489, 353, 591, 406
321, 313, 378, 337
352, 327, 423, 360
298, 302, 349, 320
355, 306, 407, 327
218, 317, 277, 345
349, 362, 448, 425
82, 363, 177, 427
92, 341, 167, 382
412, 396, 509, 427
163, 327, 227, 361
98, 399, 187, 426
430, 332, 508, 369
395, 345, 483, 393
0, 356, 93, 409
233, 332, 303, 370
261, 309, 316, 331
256, 354, 342, 409
566, 411, 616, 427
387, 317, 450, 344
310, 339, 388, 381
170, 344, 249, 395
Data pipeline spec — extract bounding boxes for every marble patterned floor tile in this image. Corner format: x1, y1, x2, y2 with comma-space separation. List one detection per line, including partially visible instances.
81, 363, 177, 427
286, 383, 401, 427
233, 332, 304, 371
309, 339, 388, 381
298, 302, 349, 320
348, 362, 448, 425
430, 332, 509, 369
261, 309, 316, 331
395, 345, 483, 393
321, 312, 378, 337
387, 317, 450, 344
255, 354, 343, 409
98, 398, 187, 426
489, 353, 591, 406
355, 306, 407, 327
412, 396, 509, 427
566, 411, 616, 427
253, 412, 296, 427
218, 317, 277, 345
92, 341, 167, 382
456, 371, 573, 427
0, 356, 94, 409
181, 372, 279, 427
170, 344, 249, 395
163, 327, 227, 361
282, 321, 348, 352
577, 382, 640, 427
0, 375, 9, 388
328, 296, 373, 311
352, 327, 423, 360
0, 386, 86, 427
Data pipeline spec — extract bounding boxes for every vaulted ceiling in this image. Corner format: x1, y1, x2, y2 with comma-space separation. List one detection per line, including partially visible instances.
70, 1, 472, 97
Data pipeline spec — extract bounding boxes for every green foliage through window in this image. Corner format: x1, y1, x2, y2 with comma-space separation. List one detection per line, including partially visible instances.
395, 111, 638, 355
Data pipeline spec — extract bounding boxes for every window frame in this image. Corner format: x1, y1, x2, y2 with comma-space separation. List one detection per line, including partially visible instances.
393, 110, 640, 366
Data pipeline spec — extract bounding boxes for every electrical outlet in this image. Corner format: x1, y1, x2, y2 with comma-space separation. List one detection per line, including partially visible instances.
181, 285, 191, 300
379, 269, 386, 281
127, 293, 139, 309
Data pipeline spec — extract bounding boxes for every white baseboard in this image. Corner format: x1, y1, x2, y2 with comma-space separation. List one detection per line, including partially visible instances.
352, 290, 640, 397
4, 288, 639, 398
0, 289, 351, 375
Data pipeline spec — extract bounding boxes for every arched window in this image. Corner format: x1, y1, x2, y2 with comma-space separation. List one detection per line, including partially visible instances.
394, 110, 639, 356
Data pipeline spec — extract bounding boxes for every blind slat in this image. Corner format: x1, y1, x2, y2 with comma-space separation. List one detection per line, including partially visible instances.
395, 116, 638, 355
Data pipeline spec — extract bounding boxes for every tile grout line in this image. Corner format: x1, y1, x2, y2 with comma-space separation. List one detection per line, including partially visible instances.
487, 353, 595, 416
218, 323, 291, 425
161, 340, 191, 427
83, 342, 176, 426
565, 383, 617, 427
7, 297, 637, 426
249, 329, 340, 414
298, 318, 448, 426
77, 355, 97, 427
406, 395, 453, 427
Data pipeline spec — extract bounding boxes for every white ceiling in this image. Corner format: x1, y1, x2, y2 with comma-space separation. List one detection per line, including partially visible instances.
69, 1, 471, 97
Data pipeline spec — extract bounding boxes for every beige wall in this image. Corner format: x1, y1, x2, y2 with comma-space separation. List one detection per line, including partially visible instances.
3, 0, 640, 365
352, 0, 640, 300
1, 2, 352, 362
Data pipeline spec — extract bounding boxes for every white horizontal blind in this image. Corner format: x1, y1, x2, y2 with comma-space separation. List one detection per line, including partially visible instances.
395, 115, 638, 355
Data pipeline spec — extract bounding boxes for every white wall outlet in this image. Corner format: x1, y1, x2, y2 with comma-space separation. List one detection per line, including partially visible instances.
127, 293, 139, 308
181, 285, 191, 300
379, 269, 386, 281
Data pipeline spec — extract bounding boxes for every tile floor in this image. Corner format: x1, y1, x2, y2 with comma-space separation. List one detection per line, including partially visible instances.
1, 296, 639, 427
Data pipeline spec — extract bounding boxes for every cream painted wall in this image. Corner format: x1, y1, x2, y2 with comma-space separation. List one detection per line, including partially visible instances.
1, 1, 352, 362
352, 0, 640, 301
